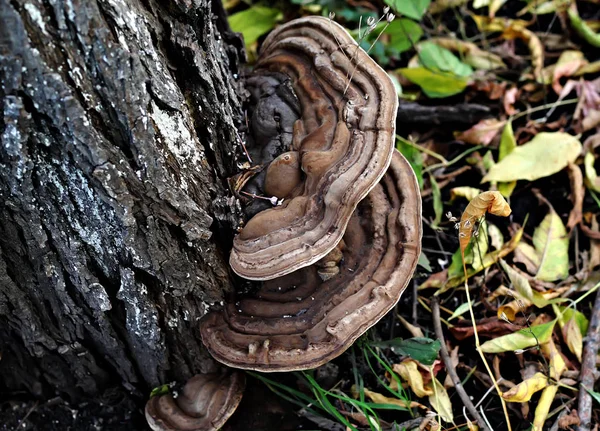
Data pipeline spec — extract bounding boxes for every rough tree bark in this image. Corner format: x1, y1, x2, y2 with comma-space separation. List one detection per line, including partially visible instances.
0, 0, 245, 424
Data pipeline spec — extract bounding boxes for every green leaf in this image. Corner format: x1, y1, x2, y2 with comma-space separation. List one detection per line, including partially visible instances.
371, 337, 441, 365
430, 174, 443, 228
384, 0, 431, 20
480, 320, 556, 353
228, 6, 282, 46
499, 120, 517, 160
418, 251, 432, 272
532, 210, 569, 281
584, 386, 600, 405
396, 138, 424, 189
385, 19, 423, 53
418, 42, 473, 77
555, 306, 589, 334
483, 132, 582, 182
398, 67, 469, 98
448, 302, 471, 320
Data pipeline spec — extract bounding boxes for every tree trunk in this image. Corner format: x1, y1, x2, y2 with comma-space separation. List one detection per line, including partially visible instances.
0, 0, 244, 414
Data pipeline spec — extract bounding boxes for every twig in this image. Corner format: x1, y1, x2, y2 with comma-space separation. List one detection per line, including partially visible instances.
577, 284, 600, 431
235, 129, 252, 163
431, 297, 491, 431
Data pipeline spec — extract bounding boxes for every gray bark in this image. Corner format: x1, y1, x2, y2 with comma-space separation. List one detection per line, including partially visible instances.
0, 0, 244, 402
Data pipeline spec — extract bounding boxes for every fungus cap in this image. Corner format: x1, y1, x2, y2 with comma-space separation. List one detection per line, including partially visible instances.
203, 151, 421, 371
230, 16, 399, 280
145, 371, 245, 431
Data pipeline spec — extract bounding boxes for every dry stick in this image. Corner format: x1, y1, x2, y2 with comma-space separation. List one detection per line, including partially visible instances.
431, 297, 491, 431
577, 285, 600, 431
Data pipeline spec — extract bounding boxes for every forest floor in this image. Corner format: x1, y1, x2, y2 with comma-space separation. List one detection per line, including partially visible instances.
223, 1, 600, 430
3, 0, 600, 430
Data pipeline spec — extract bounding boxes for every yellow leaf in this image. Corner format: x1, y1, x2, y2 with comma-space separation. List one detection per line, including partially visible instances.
532, 210, 570, 281
393, 360, 432, 398
470, 15, 543, 80
541, 339, 567, 380
502, 372, 549, 402
450, 186, 483, 202
499, 260, 551, 308
533, 385, 558, 431
482, 132, 582, 183
428, 377, 454, 423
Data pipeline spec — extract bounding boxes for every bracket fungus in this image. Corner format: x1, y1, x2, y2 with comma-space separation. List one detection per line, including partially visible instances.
145, 371, 245, 431
201, 151, 421, 371
230, 15, 399, 280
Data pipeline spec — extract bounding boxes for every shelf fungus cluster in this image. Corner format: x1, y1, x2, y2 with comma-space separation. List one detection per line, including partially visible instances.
145, 371, 244, 431
200, 16, 422, 372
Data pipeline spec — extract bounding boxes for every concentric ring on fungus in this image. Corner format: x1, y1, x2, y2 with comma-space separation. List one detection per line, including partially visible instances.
145, 371, 245, 431
230, 16, 399, 281
201, 151, 421, 371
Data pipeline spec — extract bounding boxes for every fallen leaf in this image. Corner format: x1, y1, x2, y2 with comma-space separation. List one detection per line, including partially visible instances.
498, 120, 518, 197
428, 37, 506, 70
503, 86, 519, 115
531, 209, 570, 281
450, 316, 525, 340
428, 376, 453, 423
532, 340, 567, 431
567, 163, 584, 230
552, 50, 588, 94
557, 409, 580, 429
450, 186, 483, 201
480, 319, 556, 353
471, 15, 544, 80
499, 260, 551, 307
562, 316, 583, 361
502, 372, 549, 402
444, 226, 523, 289
398, 68, 470, 98
482, 132, 582, 182
393, 359, 431, 397
362, 387, 425, 410
456, 119, 506, 146
584, 150, 600, 192
533, 385, 558, 431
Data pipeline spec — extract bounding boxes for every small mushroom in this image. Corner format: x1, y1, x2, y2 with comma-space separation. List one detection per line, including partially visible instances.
145, 371, 245, 431
202, 151, 421, 371
231, 16, 399, 280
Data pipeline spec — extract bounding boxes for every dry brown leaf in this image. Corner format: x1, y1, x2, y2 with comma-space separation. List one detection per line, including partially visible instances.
450, 316, 525, 340
566, 163, 584, 230
455, 119, 506, 146
472, 16, 544, 81
503, 86, 519, 115
557, 409, 580, 429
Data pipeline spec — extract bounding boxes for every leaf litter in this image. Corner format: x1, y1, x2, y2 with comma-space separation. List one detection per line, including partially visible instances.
226, 1, 600, 430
